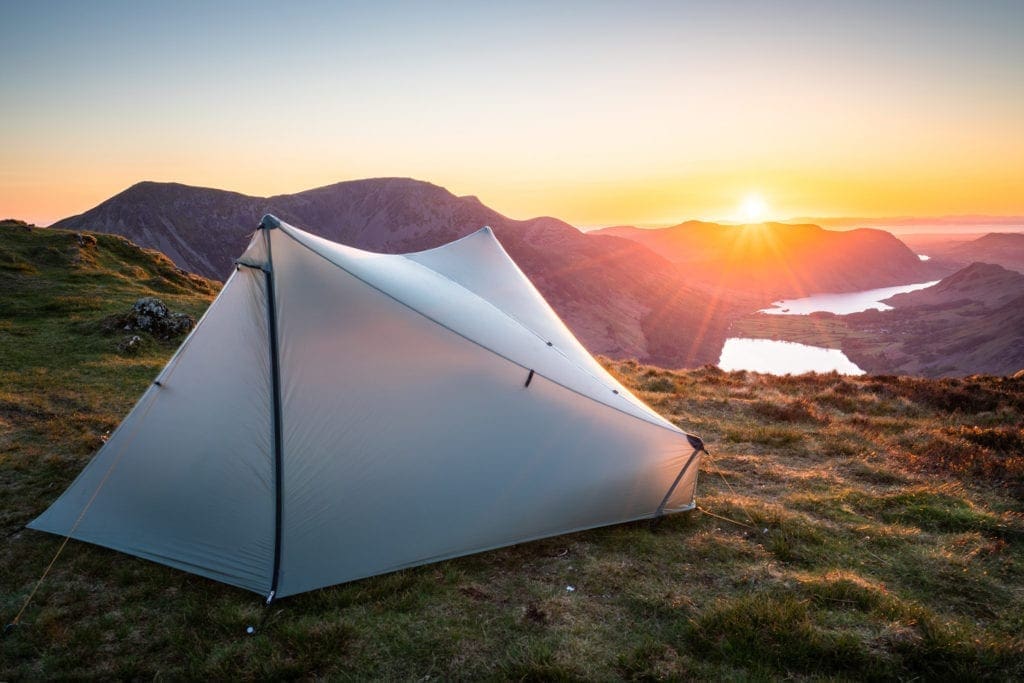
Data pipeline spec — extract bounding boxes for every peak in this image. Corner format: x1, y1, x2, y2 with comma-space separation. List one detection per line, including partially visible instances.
284, 177, 462, 203
118, 180, 170, 195
117, 180, 238, 198
299, 176, 448, 192
953, 261, 1013, 277
974, 232, 1024, 243
936, 262, 1021, 289
123, 180, 191, 192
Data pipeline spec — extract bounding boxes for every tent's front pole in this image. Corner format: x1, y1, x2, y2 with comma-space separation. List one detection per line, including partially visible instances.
261, 220, 285, 603
653, 434, 706, 520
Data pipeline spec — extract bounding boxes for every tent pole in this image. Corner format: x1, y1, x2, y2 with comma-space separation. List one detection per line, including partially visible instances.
262, 221, 285, 604
652, 434, 706, 522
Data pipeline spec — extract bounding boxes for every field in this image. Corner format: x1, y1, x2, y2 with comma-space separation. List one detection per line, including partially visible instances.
2, 223, 1023, 679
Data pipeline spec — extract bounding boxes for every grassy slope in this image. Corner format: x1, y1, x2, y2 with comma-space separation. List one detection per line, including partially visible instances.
2, 223, 1023, 679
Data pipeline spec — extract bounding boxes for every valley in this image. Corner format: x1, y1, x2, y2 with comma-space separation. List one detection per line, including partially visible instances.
48, 178, 1024, 378
731, 263, 1024, 377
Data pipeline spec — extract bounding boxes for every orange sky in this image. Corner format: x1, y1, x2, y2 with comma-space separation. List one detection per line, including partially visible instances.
2, 2, 1022, 227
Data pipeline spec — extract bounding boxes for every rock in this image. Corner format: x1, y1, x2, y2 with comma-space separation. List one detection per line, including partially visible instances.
75, 233, 97, 248
103, 297, 195, 341
118, 334, 143, 354
133, 297, 169, 330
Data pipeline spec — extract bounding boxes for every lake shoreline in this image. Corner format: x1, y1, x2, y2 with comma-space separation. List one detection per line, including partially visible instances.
718, 280, 942, 375
759, 280, 941, 316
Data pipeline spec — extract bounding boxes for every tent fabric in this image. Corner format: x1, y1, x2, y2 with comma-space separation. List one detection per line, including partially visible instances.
29, 215, 702, 599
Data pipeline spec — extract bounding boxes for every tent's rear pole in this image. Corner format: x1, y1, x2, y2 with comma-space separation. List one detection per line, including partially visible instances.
262, 222, 285, 603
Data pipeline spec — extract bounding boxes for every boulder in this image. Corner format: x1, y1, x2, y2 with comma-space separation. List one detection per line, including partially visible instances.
118, 334, 143, 355
104, 297, 195, 341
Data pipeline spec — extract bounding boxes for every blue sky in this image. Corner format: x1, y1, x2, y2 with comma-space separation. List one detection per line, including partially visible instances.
2, 1, 1022, 225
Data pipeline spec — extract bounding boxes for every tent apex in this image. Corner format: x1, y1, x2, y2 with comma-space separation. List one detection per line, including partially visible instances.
259, 214, 282, 230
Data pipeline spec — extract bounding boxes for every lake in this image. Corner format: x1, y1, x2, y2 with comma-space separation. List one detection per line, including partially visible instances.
718, 338, 865, 376
719, 280, 941, 374
759, 280, 939, 315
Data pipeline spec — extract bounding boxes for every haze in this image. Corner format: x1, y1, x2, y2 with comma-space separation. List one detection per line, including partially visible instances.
2, 0, 1023, 226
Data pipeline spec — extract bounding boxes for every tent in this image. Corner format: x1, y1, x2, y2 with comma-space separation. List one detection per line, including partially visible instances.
29, 215, 703, 601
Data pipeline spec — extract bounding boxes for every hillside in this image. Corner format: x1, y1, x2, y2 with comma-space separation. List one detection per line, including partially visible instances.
909, 232, 1024, 273
52, 179, 744, 368
593, 221, 948, 298
2, 223, 1022, 679
884, 261, 1024, 308
845, 263, 1024, 376
732, 262, 1024, 377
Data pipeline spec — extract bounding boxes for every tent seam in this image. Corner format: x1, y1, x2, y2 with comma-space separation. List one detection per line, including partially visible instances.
275, 225, 687, 438
398, 232, 672, 427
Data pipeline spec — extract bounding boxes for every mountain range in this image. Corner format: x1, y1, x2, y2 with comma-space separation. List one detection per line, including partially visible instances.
907, 233, 1024, 274
52, 179, 746, 367
52, 178, 998, 372
593, 221, 943, 298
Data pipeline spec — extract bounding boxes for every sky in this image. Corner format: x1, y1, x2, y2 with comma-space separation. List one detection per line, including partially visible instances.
1, 0, 1022, 227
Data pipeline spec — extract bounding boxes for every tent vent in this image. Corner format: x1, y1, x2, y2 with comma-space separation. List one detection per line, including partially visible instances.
686, 433, 706, 452
259, 214, 282, 231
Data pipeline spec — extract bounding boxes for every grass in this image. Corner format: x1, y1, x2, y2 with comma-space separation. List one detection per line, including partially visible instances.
2, 223, 1023, 679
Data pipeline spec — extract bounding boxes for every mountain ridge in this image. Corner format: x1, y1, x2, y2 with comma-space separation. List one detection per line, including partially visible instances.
593, 220, 946, 298
909, 233, 1024, 274
51, 178, 742, 368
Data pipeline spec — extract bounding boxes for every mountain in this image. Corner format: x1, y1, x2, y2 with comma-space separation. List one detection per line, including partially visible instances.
884, 261, 1024, 308
841, 263, 1024, 376
784, 215, 1024, 232
906, 232, 1024, 274
52, 179, 742, 367
592, 221, 947, 299
727, 261, 1024, 377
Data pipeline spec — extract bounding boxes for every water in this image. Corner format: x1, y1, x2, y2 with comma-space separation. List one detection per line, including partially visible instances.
759, 280, 939, 315
718, 338, 865, 375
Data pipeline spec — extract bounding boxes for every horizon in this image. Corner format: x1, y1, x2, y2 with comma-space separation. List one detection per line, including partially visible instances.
21, 175, 1024, 236
2, 1, 1023, 227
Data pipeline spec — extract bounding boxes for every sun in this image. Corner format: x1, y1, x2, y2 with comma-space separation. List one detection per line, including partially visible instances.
738, 193, 769, 223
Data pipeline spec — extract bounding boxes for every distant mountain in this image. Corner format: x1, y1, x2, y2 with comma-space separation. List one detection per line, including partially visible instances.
592, 221, 947, 299
842, 263, 1024, 376
52, 179, 742, 367
884, 261, 1024, 308
905, 233, 1024, 274
784, 215, 1024, 232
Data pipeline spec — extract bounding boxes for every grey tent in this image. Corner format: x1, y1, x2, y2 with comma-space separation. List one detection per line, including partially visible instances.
30, 215, 703, 600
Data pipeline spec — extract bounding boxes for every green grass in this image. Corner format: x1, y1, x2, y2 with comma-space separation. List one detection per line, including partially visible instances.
2, 223, 1023, 679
